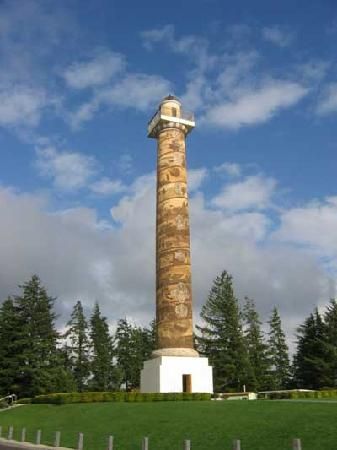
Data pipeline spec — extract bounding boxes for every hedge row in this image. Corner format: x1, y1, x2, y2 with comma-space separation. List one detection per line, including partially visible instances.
18, 398, 32, 404
262, 390, 337, 400
23, 392, 211, 404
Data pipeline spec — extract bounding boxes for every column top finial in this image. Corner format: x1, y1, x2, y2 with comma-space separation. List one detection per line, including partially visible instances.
161, 94, 181, 104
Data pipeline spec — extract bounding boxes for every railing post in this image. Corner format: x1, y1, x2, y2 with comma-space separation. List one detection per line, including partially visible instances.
77, 432, 84, 450
184, 439, 191, 450
21, 428, 26, 442
54, 431, 61, 447
233, 439, 241, 450
293, 438, 302, 450
142, 436, 149, 450
107, 435, 114, 450
36, 429, 42, 445
8, 426, 13, 440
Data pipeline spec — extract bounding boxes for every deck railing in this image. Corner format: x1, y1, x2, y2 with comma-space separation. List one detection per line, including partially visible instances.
148, 107, 194, 127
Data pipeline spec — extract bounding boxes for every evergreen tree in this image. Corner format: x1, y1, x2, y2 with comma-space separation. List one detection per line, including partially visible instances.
115, 319, 156, 390
267, 307, 290, 390
197, 271, 253, 392
0, 297, 23, 395
141, 319, 157, 361
89, 303, 115, 391
65, 301, 90, 391
323, 299, 337, 387
14, 275, 61, 397
243, 298, 270, 391
115, 319, 136, 390
293, 308, 330, 389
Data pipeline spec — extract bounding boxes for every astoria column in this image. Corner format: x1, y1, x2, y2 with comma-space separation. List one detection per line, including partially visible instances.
141, 95, 213, 393
148, 95, 198, 358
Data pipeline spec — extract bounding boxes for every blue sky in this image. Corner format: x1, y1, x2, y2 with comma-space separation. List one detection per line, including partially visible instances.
1, 0, 337, 339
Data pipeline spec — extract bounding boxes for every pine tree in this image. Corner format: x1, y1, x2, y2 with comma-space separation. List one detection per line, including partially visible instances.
0, 297, 23, 395
323, 299, 337, 387
243, 298, 270, 391
65, 301, 90, 392
293, 308, 330, 389
197, 271, 253, 392
141, 319, 156, 361
129, 326, 149, 388
267, 307, 290, 390
115, 319, 156, 390
115, 319, 135, 390
89, 303, 115, 391
15, 275, 61, 397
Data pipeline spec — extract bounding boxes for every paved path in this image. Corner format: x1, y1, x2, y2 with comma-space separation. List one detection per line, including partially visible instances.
0, 405, 23, 413
0, 438, 70, 450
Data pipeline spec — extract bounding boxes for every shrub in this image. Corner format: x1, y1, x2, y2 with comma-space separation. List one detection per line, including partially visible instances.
31, 391, 211, 404
289, 392, 299, 399
18, 398, 32, 404
319, 389, 337, 399
293, 390, 337, 400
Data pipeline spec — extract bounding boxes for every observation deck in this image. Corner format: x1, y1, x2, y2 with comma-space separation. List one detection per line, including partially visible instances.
147, 105, 195, 138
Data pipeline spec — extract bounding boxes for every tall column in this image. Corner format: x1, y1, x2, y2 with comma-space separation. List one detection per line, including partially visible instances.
141, 95, 213, 393
149, 96, 198, 358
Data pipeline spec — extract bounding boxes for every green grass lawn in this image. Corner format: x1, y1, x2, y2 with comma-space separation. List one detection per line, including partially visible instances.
0, 401, 337, 450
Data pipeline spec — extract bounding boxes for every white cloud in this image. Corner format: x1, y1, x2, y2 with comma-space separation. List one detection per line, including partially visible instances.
188, 168, 208, 191
141, 24, 207, 57
203, 81, 308, 129
118, 153, 133, 174
0, 1, 76, 131
68, 100, 99, 128
142, 25, 214, 112
0, 187, 122, 322
181, 74, 207, 111
141, 25, 174, 50
111, 173, 155, 225
181, 51, 259, 111
226, 24, 252, 42
0, 3, 171, 130
297, 60, 330, 82
212, 175, 276, 211
90, 177, 126, 196
97, 73, 171, 111
70, 73, 171, 127
141, 26, 313, 132
0, 173, 332, 344
316, 83, 337, 115
0, 84, 47, 127
262, 26, 294, 47
141, 25, 307, 132
35, 147, 97, 191
216, 51, 260, 94
214, 162, 241, 177
63, 50, 125, 89
0, 0, 77, 86
141, 24, 214, 76
275, 196, 337, 259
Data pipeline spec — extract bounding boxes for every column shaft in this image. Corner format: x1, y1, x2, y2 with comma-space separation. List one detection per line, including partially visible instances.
156, 127, 194, 350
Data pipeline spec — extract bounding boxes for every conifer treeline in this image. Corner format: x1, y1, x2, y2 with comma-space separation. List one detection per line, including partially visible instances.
1, 272, 337, 397
197, 271, 290, 392
0, 275, 155, 397
197, 271, 337, 392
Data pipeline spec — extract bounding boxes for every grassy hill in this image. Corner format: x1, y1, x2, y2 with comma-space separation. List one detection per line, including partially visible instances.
0, 401, 336, 450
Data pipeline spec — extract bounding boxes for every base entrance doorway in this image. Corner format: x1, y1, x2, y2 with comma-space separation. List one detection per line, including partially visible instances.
183, 374, 192, 393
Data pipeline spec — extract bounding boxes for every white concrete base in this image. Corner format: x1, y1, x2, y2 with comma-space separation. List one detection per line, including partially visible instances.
140, 356, 213, 393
